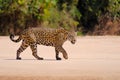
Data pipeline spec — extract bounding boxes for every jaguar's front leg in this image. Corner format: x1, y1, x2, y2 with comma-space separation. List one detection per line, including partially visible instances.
55, 48, 61, 60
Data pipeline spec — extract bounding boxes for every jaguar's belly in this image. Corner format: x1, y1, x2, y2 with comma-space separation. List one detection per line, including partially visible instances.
36, 38, 55, 46
37, 41, 54, 46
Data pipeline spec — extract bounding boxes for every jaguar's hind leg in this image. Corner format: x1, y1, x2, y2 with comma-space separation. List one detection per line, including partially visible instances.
56, 46, 68, 59
16, 41, 29, 60
30, 43, 43, 60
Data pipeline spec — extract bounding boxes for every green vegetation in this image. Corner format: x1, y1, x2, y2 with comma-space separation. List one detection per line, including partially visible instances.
0, 0, 120, 35
77, 31, 83, 36
77, 0, 120, 34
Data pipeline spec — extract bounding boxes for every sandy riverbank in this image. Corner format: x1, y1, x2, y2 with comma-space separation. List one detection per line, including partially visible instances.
0, 36, 120, 80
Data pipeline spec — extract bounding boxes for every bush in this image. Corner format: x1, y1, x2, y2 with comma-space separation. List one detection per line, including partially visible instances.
0, 0, 80, 35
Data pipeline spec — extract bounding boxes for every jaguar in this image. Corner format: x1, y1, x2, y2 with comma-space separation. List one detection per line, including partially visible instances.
10, 27, 76, 60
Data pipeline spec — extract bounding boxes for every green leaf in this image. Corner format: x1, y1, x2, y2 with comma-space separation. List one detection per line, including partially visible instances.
18, 0, 25, 5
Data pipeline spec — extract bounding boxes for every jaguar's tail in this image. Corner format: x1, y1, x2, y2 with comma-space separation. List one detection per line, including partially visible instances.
10, 34, 22, 43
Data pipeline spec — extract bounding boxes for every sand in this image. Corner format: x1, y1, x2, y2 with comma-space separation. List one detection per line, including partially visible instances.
0, 36, 120, 80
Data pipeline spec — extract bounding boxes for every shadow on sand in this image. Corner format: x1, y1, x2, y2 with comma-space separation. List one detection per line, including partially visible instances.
4, 58, 59, 61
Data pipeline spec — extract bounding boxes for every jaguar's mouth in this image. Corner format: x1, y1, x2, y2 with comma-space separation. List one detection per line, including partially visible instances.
71, 40, 76, 44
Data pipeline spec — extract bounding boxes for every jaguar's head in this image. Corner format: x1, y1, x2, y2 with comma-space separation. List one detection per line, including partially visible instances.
67, 31, 76, 44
